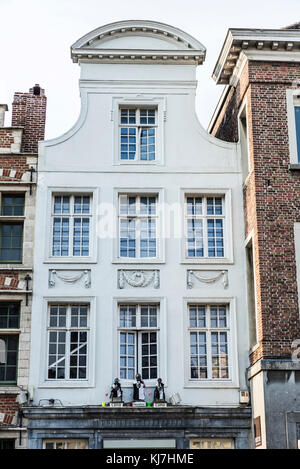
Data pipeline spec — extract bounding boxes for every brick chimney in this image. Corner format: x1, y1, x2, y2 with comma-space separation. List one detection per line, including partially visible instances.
11, 84, 47, 153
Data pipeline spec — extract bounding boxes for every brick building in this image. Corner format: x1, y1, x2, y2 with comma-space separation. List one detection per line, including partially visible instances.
209, 23, 300, 448
0, 85, 46, 448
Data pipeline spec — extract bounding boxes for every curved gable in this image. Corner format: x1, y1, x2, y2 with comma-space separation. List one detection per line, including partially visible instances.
71, 20, 206, 65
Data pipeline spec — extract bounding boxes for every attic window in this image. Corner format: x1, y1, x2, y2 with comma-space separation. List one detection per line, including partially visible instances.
119, 107, 157, 162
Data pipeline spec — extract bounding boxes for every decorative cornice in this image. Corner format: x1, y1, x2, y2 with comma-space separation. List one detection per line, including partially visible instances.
213, 28, 300, 85
71, 20, 206, 65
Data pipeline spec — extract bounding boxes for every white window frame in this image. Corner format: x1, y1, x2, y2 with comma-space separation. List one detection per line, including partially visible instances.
237, 99, 252, 183
44, 188, 98, 264
188, 304, 230, 381
119, 107, 157, 162
286, 89, 300, 166
113, 188, 165, 264
180, 188, 233, 264
118, 194, 158, 260
39, 297, 96, 389
294, 223, 300, 315
118, 303, 160, 382
46, 303, 90, 382
112, 297, 167, 388
112, 96, 166, 166
183, 297, 239, 389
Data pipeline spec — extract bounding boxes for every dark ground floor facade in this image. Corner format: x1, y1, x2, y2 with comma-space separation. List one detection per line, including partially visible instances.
22, 406, 251, 449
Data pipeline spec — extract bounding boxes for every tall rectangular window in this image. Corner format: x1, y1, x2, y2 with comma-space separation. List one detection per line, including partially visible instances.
295, 104, 300, 163
0, 223, 23, 263
0, 303, 20, 385
47, 304, 89, 380
188, 304, 230, 380
120, 108, 156, 161
118, 304, 159, 381
119, 195, 157, 258
51, 195, 91, 257
185, 196, 225, 258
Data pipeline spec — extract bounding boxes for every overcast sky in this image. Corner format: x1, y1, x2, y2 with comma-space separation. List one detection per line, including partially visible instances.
0, 0, 299, 138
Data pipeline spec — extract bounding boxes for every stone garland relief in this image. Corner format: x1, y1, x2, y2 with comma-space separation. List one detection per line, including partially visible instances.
187, 270, 228, 289
118, 270, 160, 289
49, 269, 91, 288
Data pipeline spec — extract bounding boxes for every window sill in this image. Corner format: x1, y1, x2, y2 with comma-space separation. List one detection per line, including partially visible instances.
117, 160, 160, 165
113, 259, 165, 265
44, 258, 97, 264
0, 386, 20, 394
181, 258, 233, 265
0, 216, 25, 221
39, 381, 94, 389
0, 262, 23, 266
0, 266, 32, 271
184, 381, 238, 389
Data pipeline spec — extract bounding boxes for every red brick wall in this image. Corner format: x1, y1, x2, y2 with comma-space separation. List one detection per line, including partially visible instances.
0, 129, 15, 149
12, 85, 47, 153
0, 155, 29, 181
0, 395, 18, 426
211, 60, 300, 365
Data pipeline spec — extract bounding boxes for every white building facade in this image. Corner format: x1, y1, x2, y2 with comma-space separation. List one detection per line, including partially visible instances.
24, 21, 251, 450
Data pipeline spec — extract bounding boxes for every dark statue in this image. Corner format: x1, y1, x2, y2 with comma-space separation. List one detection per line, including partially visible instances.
154, 378, 165, 402
133, 373, 145, 401
110, 377, 123, 402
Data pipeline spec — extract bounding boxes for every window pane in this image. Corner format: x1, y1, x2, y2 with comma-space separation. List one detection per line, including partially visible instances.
119, 306, 136, 328
74, 196, 90, 214
0, 224, 23, 263
187, 219, 203, 257
0, 335, 18, 383
190, 331, 207, 379
119, 332, 135, 379
120, 127, 136, 160
140, 218, 156, 258
187, 197, 202, 216
0, 303, 20, 329
1, 195, 25, 216
141, 306, 157, 328
73, 218, 90, 256
207, 219, 224, 257
120, 219, 136, 258
140, 128, 156, 161
53, 196, 70, 214
141, 332, 157, 380
52, 218, 69, 256
295, 106, 300, 163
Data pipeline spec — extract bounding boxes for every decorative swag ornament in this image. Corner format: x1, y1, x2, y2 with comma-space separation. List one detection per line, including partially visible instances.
187, 270, 228, 289
119, 270, 160, 289
49, 270, 91, 288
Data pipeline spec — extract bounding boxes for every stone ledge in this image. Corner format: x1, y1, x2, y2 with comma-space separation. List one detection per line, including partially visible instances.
289, 164, 300, 171
248, 359, 300, 379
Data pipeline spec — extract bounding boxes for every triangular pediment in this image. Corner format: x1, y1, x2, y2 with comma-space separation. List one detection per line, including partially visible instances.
71, 20, 206, 65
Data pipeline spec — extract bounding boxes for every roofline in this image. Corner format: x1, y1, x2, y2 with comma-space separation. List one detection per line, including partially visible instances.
212, 27, 300, 84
